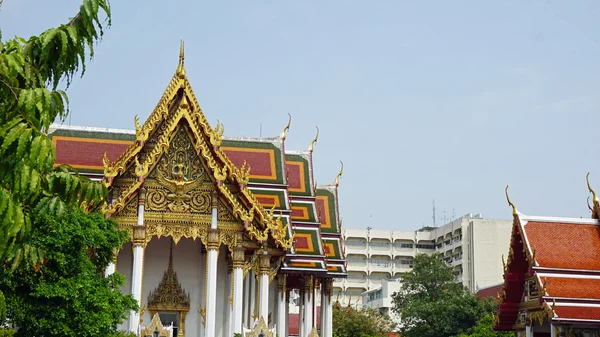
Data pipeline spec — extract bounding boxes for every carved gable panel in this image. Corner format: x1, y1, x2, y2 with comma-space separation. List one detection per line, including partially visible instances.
140, 124, 218, 219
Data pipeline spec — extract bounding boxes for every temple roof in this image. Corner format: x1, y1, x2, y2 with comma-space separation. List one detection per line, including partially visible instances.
48, 42, 346, 277
495, 184, 600, 329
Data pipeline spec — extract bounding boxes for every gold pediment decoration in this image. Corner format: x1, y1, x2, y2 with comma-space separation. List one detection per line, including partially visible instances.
101, 41, 289, 250
141, 313, 171, 337
245, 317, 273, 337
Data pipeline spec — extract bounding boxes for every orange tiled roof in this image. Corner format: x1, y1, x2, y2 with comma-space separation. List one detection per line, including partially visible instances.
496, 214, 600, 330
524, 221, 600, 270
545, 277, 600, 299
554, 306, 600, 321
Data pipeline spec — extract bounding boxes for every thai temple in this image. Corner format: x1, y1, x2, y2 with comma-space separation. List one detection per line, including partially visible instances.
48, 43, 347, 337
494, 180, 600, 337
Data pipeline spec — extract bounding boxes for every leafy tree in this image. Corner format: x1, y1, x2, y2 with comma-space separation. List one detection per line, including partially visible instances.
0, 0, 111, 268
456, 314, 514, 337
392, 253, 494, 337
332, 302, 394, 337
0, 208, 137, 337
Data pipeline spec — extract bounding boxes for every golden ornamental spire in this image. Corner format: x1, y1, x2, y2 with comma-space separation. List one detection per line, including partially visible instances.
587, 172, 599, 219
505, 185, 517, 216
281, 113, 292, 140
334, 161, 344, 187
176, 40, 185, 78
308, 126, 319, 152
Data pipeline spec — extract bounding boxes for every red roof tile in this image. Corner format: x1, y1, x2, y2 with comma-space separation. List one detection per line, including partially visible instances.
475, 284, 503, 298
54, 137, 131, 169
554, 306, 600, 320
545, 277, 600, 299
524, 221, 600, 270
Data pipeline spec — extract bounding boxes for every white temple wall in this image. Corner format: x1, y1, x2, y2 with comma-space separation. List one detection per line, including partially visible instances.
116, 241, 133, 331
142, 237, 204, 336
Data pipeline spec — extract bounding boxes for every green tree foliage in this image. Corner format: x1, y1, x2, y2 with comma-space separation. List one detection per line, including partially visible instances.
0, 208, 137, 337
392, 253, 496, 337
332, 303, 394, 337
456, 314, 514, 337
0, 0, 111, 268
0, 291, 15, 337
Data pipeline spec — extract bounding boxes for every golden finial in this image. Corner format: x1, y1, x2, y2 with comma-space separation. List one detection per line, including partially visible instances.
308, 126, 319, 152
176, 40, 185, 77
334, 161, 344, 187
281, 113, 292, 140
587, 172, 598, 202
505, 185, 517, 216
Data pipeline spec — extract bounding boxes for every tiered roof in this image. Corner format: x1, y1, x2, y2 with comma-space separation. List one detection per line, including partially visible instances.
48, 43, 346, 278
494, 178, 600, 330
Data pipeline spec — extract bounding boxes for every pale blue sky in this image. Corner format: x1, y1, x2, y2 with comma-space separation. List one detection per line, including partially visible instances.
3, 1, 600, 230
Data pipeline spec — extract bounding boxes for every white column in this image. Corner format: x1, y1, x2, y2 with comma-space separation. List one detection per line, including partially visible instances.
525, 319, 533, 337
303, 277, 314, 335
243, 271, 250, 327
232, 245, 245, 334
285, 290, 290, 337
276, 275, 287, 337
128, 189, 146, 334
321, 279, 333, 337
104, 248, 119, 277
550, 324, 556, 337
298, 289, 305, 337
105, 262, 116, 277
224, 264, 232, 337
249, 271, 257, 324
258, 250, 270, 324
205, 198, 220, 337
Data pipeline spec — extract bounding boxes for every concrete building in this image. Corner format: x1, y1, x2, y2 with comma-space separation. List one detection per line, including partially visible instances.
362, 279, 402, 318
333, 214, 512, 306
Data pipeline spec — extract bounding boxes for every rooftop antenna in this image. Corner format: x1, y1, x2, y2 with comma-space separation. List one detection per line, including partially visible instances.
259, 123, 262, 138
452, 208, 456, 221
442, 210, 448, 224
432, 199, 437, 227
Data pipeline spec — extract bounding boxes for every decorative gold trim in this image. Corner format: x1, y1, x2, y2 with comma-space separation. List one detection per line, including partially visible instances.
245, 317, 273, 337
505, 185, 517, 216
141, 313, 171, 337
308, 327, 320, 337
207, 228, 220, 251
177, 40, 185, 78
335, 161, 343, 187
587, 172, 600, 219
259, 251, 270, 275
280, 113, 292, 141
308, 126, 319, 153
269, 256, 285, 282
278, 274, 287, 300
133, 226, 147, 248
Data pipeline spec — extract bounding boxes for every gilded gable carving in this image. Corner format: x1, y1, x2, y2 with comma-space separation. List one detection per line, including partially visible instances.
114, 195, 138, 218
145, 125, 213, 215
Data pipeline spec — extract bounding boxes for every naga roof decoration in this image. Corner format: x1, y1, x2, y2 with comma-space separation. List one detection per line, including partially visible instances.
494, 180, 600, 331
48, 41, 345, 277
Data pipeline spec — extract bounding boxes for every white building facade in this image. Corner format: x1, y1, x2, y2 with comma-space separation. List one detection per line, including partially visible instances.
334, 214, 513, 306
